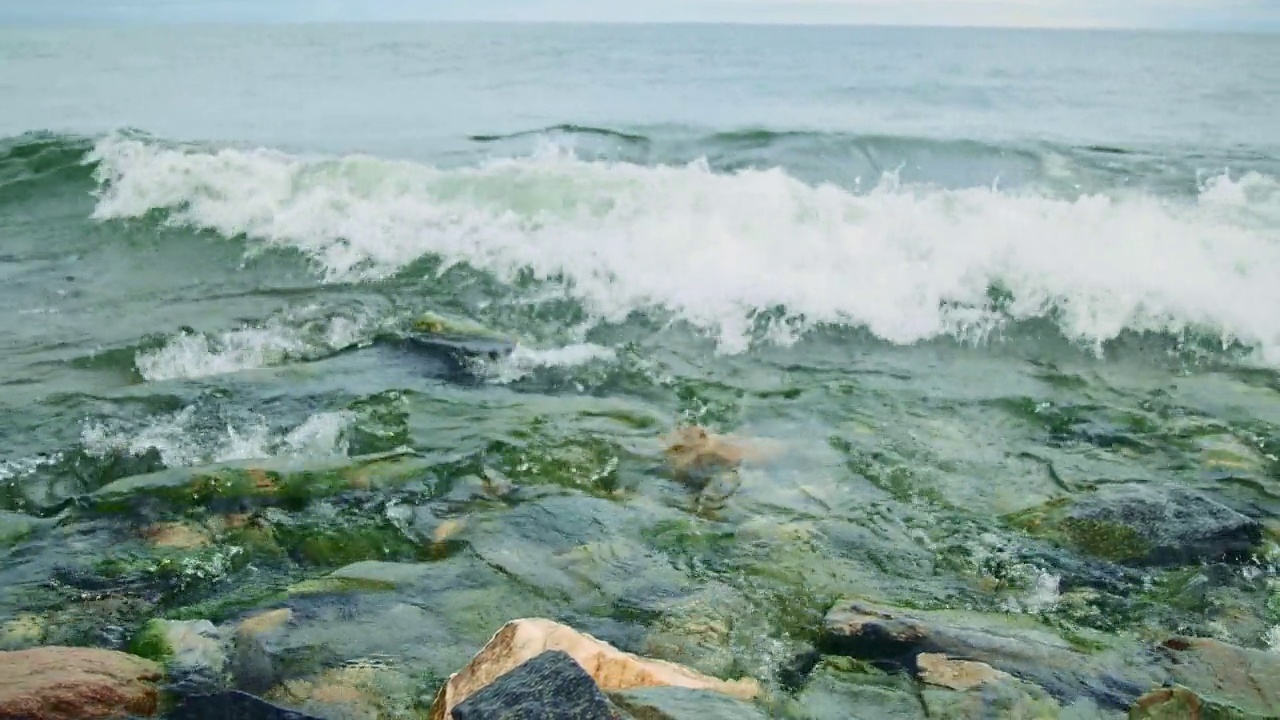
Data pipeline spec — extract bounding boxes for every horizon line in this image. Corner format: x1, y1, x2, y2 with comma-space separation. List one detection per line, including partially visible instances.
3, 17, 1278, 34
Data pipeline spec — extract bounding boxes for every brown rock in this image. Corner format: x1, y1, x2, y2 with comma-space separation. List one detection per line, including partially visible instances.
141, 521, 211, 550
0, 646, 163, 720
236, 608, 293, 638
1156, 637, 1280, 716
916, 653, 1010, 691
429, 618, 760, 720
662, 426, 779, 482
1129, 686, 1204, 719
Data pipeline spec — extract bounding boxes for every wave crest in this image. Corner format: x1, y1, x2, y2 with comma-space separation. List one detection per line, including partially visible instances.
87, 134, 1280, 360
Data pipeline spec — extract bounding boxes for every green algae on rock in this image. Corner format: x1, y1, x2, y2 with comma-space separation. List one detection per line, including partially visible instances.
1006, 483, 1262, 566
90, 450, 431, 513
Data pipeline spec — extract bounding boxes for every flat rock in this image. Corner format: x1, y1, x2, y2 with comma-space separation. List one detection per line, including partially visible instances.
914, 653, 1008, 691
609, 686, 767, 720
821, 598, 1163, 709
430, 618, 759, 720
451, 650, 622, 720
1154, 637, 1280, 717
1008, 482, 1262, 566
0, 646, 163, 720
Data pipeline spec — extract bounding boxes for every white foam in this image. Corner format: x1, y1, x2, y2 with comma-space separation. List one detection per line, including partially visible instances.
90, 135, 1280, 359
135, 310, 373, 381
81, 407, 353, 468
492, 342, 616, 384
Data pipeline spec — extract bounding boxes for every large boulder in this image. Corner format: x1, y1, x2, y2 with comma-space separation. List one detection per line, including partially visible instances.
0, 646, 163, 720
429, 618, 759, 720
1007, 483, 1262, 566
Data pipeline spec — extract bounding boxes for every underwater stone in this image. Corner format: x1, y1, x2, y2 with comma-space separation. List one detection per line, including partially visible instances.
608, 686, 767, 720
1010, 483, 1262, 566
451, 650, 621, 720
168, 690, 325, 720
1154, 637, 1280, 717
821, 598, 1163, 710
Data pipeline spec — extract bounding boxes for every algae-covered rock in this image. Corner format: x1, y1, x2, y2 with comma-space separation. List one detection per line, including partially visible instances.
783, 656, 926, 720
1007, 483, 1261, 566
91, 450, 430, 513
129, 618, 228, 692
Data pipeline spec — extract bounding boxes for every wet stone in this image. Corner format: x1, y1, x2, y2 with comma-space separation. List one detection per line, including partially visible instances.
608, 686, 767, 720
1154, 637, 1280, 717
1009, 482, 1262, 567
451, 650, 622, 720
168, 690, 325, 720
821, 598, 1164, 710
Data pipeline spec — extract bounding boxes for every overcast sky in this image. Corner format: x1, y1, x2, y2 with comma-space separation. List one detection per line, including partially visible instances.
3, 0, 1278, 31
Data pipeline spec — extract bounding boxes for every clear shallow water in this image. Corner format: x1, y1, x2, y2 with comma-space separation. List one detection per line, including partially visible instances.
2, 22, 1280, 717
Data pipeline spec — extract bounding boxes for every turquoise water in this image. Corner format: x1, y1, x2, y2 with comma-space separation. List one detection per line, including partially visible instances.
2, 22, 1280, 717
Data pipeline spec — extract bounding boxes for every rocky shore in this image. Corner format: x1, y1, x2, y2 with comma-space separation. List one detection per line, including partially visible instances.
3, 420, 1280, 719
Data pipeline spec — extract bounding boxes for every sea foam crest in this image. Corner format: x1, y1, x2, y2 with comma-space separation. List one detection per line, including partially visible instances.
89, 135, 1280, 358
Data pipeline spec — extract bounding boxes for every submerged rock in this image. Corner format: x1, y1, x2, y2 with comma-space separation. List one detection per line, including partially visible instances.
91, 450, 430, 514
168, 690, 325, 720
1153, 637, 1280, 717
820, 598, 1163, 709
430, 618, 759, 720
609, 686, 767, 720
914, 653, 1009, 691
0, 646, 163, 720
129, 618, 228, 693
1007, 483, 1262, 566
451, 650, 622, 720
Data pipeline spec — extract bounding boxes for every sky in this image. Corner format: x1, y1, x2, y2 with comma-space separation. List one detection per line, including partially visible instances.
2, 0, 1278, 31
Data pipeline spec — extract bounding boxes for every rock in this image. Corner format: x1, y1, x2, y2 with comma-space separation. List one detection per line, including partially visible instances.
1128, 686, 1204, 719
429, 618, 760, 720
914, 653, 1009, 691
267, 660, 417, 720
0, 613, 45, 650
1154, 637, 1280, 717
0, 510, 42, 546
1007, 483, 1262, 566
285, 560, 427, 596
130, 619, 228, 693
237, 608, 294, 638
450, 650, 622, 720
785, 656, 926, 720
821, 598, 1163, 709
0, 646, 163, 720
168, 690, 326, 720
609, 686, 767, 720
142, 521, 212, 550
91, 450, 430, 513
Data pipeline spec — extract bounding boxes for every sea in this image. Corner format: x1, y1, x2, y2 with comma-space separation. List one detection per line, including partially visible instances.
2, 22, 1280, 712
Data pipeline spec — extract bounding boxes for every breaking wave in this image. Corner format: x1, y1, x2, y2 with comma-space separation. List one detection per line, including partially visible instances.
83, 133, 1280, 360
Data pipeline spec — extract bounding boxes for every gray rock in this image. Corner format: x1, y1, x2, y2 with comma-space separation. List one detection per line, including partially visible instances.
1008, 483, 1262, 567
820, 599, 1166, 710
451, 649, 622, 720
